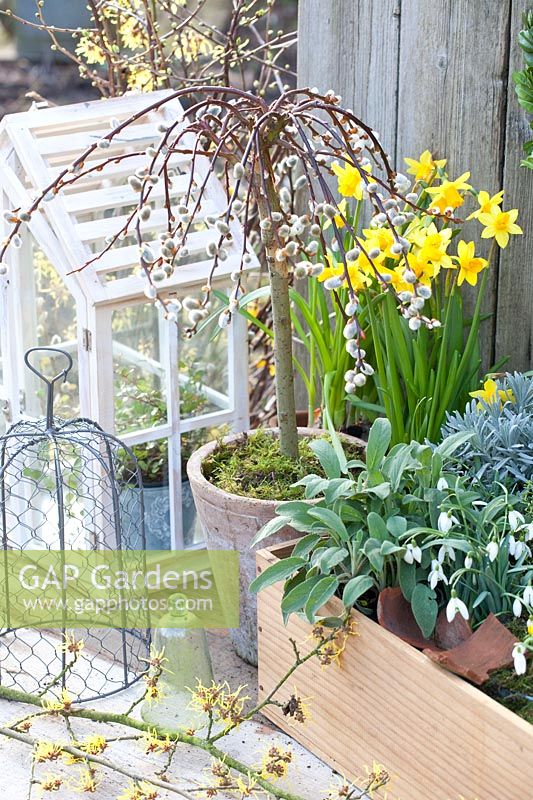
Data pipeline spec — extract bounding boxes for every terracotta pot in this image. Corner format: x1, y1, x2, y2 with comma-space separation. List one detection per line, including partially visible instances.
187, 427, 364, 665
268, 410, 313, 428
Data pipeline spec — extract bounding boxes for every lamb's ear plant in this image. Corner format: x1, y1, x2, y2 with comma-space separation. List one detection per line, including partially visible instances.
250, 418, 475, 638
441, 372, 533, 488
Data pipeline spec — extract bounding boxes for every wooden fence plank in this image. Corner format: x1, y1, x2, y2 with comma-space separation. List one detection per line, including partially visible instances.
496, 0, 533, 370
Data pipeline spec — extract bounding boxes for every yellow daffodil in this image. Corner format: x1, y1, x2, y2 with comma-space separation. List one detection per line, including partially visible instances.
331, 160, 370, 200
479, 208, 522, 249
417, 226, 453, 271
317, 254, 371, 291
404, 150, 446, 182
324, 198, 349, 229
467, 189, 504, 220
405, 251, 436, 283
425, 172, 472, 213
470, 379, 515, 407
455, 241, 488, 286
361, 226, 399, 261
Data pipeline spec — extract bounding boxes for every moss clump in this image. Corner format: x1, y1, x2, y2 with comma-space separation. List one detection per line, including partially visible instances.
483, 619, 532, 724
202, 429, 364, 501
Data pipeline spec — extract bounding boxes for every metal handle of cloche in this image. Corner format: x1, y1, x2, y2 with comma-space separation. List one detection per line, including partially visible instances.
24, 347, 73, 430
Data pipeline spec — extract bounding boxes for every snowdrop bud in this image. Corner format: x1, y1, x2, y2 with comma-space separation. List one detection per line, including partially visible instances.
343, 321, 358, 339
408, 316, 422, 331
353, 373, 367, 387
233, 162, 245, 180
513, 597, 523, 618
437, 477, 448, 491
345, 339, 359, 357
346, 247, 360, 262
324, 275, 343, 290
218, 310, 231, 328
368, 247, 381, 260
513, 643, 527, 675
97, 138, 110, 149
144, 283, 157, 299
464, 553, 474, 570
345, 300, 359, 315
486, 540, 499, 562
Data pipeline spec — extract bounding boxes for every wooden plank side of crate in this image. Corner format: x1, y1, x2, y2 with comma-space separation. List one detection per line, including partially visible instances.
256, 545, 533, 800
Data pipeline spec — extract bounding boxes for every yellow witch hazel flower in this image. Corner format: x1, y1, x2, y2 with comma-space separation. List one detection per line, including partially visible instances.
331, 160, 371, 200
425, 171, 472, 213
405, 149, 446, 182
470, 379, 515, 407
479, 207, 522, 249
455, 241, 488, 286
79, 734, 107, 755
42, 688, 74, 713
467, 189, 505, 220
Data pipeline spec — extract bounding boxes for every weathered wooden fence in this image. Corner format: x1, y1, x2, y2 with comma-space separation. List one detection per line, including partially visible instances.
298, 0, 533, 371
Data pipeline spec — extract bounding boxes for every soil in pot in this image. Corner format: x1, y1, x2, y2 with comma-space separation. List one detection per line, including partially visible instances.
482, 618, 533, 724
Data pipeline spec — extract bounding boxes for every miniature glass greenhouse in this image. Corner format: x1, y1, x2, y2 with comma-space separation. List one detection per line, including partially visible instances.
0, 90, 255, 548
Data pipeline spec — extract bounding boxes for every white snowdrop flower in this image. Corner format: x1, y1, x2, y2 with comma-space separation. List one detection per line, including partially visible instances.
345, 339, 359, 357
486, 540, 499, 562
524, 584, 533, 606
509, 510, 525, 531
428, 559, 448, 590
513, 597, 523, 618
353, 373, 367, 387
368, 247, 381, 260
512, 643, 527, 676
343, 321, 358, 339
346, 247, 361, 262
437, 477, 449, 491
408, 317, 422, 331
438, 511, 458, 535
508, 535, 525, 560
324, 275, 343, 290
233, 163, 245, 180
446, 592, 469, 623
464, 553, 474, 570
523, 523, 533, 542
404, 542, 422, 565
345, 300, 360, 315
438, 542, 456, 564
143, 283, 157, 299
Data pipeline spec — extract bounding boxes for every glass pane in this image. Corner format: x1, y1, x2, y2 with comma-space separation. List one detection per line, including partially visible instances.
113, 303, 166, 435
24, 244, 79, 420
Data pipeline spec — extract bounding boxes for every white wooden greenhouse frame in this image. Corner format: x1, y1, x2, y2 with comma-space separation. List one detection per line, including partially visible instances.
0, 90, 256, 549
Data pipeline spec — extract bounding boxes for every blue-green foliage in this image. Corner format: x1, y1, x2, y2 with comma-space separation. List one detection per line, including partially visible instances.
441, 372, 533, 486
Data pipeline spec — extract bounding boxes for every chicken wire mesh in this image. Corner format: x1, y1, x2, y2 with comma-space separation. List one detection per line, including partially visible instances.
0, 347, 150, 702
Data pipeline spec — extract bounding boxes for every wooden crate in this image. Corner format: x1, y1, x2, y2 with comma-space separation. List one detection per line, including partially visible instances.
257, 542, 533, 800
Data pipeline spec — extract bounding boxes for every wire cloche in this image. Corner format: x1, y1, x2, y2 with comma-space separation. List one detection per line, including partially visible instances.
0, 347, 150, 702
